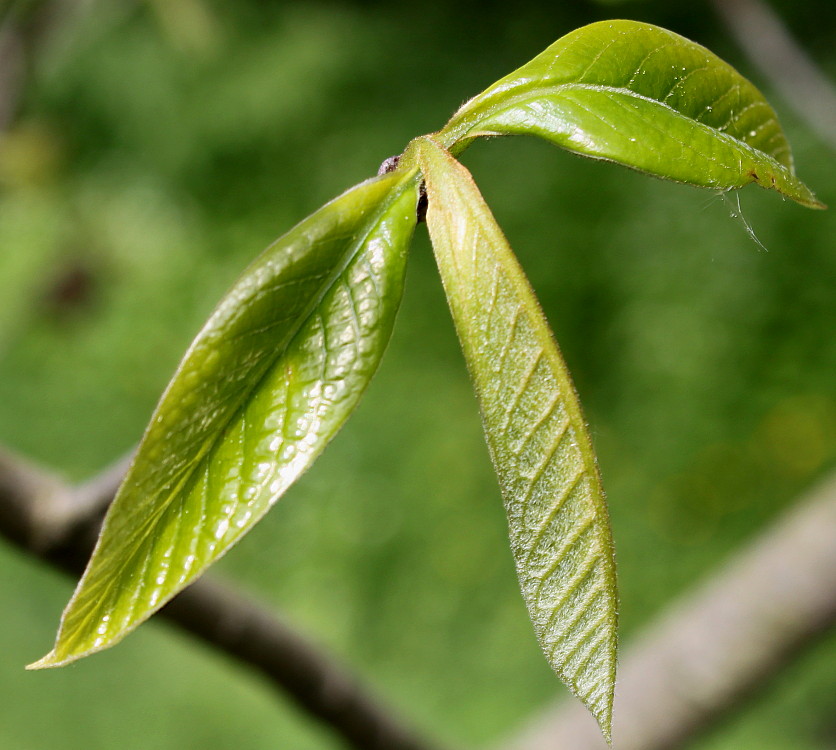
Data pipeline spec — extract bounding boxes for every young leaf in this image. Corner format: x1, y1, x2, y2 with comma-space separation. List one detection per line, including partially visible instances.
439, 19, 822, 208
415, 136, 617, 739
29, 170, 421, 668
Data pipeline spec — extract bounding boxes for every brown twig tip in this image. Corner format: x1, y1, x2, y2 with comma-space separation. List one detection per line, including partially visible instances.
377, 154, 402, 175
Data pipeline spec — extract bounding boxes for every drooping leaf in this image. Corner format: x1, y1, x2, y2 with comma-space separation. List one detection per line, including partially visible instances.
415, 136, 617, 738
30, 169, 421, 668
438, 19, 822, 208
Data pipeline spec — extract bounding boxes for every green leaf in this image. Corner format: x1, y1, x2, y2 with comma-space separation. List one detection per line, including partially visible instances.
30, 169, 421, 668
439, 19, 822, 208
414, 136, 617, 739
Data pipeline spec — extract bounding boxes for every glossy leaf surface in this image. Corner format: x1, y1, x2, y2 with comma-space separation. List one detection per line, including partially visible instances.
439, 20, 822, 208
416, 137, 617, 738
30, 171, 420, 668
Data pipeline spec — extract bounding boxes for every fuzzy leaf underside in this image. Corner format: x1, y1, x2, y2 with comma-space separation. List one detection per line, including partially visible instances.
440, 19, 822, 208
30, 171, 420, 668
416, 136, 617, 739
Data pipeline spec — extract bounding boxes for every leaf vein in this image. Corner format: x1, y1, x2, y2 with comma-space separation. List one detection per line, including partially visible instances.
518, 415, 572, 507
499, 347, 544, 434
535, 548, 602, 617
525, 475, 589, 565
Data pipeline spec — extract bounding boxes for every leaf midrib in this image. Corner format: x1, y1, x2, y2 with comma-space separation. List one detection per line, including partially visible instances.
447, 82, 793, 172
90, 173, 419, 610
424, 136, 610, 545
162, 174, 417, 514
418, 136, 616, 735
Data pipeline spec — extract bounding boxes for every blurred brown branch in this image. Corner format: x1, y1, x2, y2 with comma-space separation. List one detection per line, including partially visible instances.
1, 3, 833, 748
501, 470, 836, 750
711, 0, 836, 151
3, 446, 835, 750
0, 446, 441, 750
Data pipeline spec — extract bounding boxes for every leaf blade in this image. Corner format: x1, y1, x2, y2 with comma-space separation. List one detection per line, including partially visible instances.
439, 20, 822, 207
415, 136, 617, 739
31, 170, 421, 668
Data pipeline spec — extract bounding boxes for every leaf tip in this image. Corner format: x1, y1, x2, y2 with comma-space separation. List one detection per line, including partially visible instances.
27, 637, 107, 670
578, 665, 615, 745
595, 704, 614, 747
27, 643, 104, 670
26, 651, 61, 671
744, 164, 825, 210
776, 181, 826, 210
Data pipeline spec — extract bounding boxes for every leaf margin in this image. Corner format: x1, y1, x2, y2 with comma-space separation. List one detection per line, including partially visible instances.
29, 167, 423, 670
412, 134, 618, 740
437, 19, 823, 209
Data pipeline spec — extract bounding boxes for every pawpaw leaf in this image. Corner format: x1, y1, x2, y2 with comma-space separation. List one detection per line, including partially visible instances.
439, 19, 822, 208
30, 169, 421, 668
415, 136, 618, 740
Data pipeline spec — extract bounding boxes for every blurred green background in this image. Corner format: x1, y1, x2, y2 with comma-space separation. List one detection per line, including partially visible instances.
1, 0, 834, 748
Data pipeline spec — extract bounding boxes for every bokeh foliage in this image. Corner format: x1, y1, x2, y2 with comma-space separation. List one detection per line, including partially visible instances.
0, 1, 834, 748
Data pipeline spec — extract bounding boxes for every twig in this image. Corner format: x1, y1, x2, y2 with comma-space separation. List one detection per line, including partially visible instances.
501, 470, 836, 750
0, 446, 442, 750
70, 448, 135, 519
3, 450, 836, 750
162, 578, 436, 750
710, 0, 836, 151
